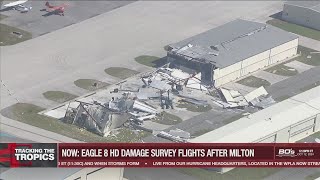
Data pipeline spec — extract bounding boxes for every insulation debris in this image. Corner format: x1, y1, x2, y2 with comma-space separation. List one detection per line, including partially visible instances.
244, 86, 268, 103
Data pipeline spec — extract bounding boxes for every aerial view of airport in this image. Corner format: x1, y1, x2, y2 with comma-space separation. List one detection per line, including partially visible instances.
1, 0, 320, 179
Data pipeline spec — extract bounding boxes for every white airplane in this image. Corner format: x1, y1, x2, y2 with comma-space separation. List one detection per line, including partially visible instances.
3, 0, 32, 13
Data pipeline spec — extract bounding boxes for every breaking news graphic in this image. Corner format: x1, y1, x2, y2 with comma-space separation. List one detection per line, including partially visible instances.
3, 143, 320, 168
0, 143, 57, 167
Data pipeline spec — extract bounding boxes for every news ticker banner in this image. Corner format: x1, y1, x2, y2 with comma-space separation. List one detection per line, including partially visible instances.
2, 143, 320, 168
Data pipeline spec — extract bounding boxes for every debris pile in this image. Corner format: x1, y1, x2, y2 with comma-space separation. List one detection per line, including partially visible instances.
214, 86, 275, 109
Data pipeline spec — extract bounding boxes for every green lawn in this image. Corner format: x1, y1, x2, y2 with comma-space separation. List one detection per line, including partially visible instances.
300, 81, 320, 92
177, 102, 212, 112
0, 23, 32, 46
237, 76, 271, 88
223, 114, 245, 125
296, 46, 320, 66
191, 129, 212, 137
0, 103, 148, 142
0, 14, 7, 21
152, 111, 182, 125
267, 19, 320, 41
134, 55, 164, 68
74, 79, 109, 91
43, 91, 78, 103
265, 64, 298, 76
105, 67, 139, 79
305, 172, 320, 180
274, 95, 292, 102
178, 168, 281, 180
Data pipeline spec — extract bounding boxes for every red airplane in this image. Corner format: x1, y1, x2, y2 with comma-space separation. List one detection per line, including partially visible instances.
43, 1, 67, 16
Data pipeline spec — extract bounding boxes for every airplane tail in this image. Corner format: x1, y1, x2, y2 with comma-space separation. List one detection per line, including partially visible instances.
45, 2, 53, 8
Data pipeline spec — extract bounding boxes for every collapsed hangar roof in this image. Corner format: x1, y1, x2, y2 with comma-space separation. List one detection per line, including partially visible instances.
168, 19, 298, 68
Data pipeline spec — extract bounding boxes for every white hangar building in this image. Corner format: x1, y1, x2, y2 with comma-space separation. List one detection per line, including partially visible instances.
282, 1, 320, 30
167, 19, 299, 87
190, 86, 320, 173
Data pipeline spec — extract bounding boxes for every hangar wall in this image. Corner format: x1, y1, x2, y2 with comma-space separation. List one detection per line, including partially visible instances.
213, 38, 298, 87
282, 4, 320, 31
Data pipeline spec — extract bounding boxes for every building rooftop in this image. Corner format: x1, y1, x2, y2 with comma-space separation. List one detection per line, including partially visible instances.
169, 19, 298, 68
189, 86, 320, 143
285, 1, 320, 12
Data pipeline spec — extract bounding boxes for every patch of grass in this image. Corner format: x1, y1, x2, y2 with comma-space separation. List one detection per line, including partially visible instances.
265, 64, 298, 76
104, 67, 139, 79
305, 172, 320, 180
237, 76, 271, 88
296, 46, 320, 66
267, 19, 320, 41
0, 14, 8, 21
178, 168, 281, 180
74, 79, 109, 91
106, 128, 150, 142
134, 55, 164, 68
0, 103, 117, 142
191, 129, 212, 137
300, 81, 320, 92
177, 102, 212, 112
223, 114, 245, 125
274, 95, 291, 102
0, 23, 32, 46
43, 91, 78, 103
152, 111, 182, 125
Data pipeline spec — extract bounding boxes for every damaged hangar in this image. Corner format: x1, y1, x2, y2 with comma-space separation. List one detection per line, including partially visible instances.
167, 19, 299, 87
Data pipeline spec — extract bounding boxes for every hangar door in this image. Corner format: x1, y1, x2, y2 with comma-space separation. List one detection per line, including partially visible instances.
290, 118, 316, 142
255, 134, 276, 143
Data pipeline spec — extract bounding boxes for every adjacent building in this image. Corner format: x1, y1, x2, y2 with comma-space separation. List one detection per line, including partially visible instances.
282, 1, 320, 30
167, 19, 299, 87
190, 86, 320, 173
64, 168, 127, 180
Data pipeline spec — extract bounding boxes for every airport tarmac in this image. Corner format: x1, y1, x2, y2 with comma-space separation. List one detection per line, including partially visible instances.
0, 1, 284, 109
0, 0, 134, 37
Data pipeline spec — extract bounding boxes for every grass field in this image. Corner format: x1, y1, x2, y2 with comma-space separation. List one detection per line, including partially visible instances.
267, 19, 320, 41
300, 81, 320, 92
265, 64, 298, 76
152, 111, 182, 125
105, 67, 139, 79
191, 128, 212, 137
74, 79, 109, 91
43, 91, 78, 103
0, 103, 148, 142
223, 113, 245, 125
237, 76, 271, 88
134, 55, 166, 68
0, 14, 7, 20
178, 167, 281, 180
274, 95, 292, 102
0, 23, 32, 46
305, 172, 320, 180
296, 46, 320, 66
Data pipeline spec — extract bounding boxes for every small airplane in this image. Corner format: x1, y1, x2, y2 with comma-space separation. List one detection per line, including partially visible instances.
2, 0, 32, 13
42, 1, 67, 16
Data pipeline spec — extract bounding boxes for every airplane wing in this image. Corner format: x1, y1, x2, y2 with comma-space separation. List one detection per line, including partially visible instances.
4, 0, 28, 7
42, 9, 59, 17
